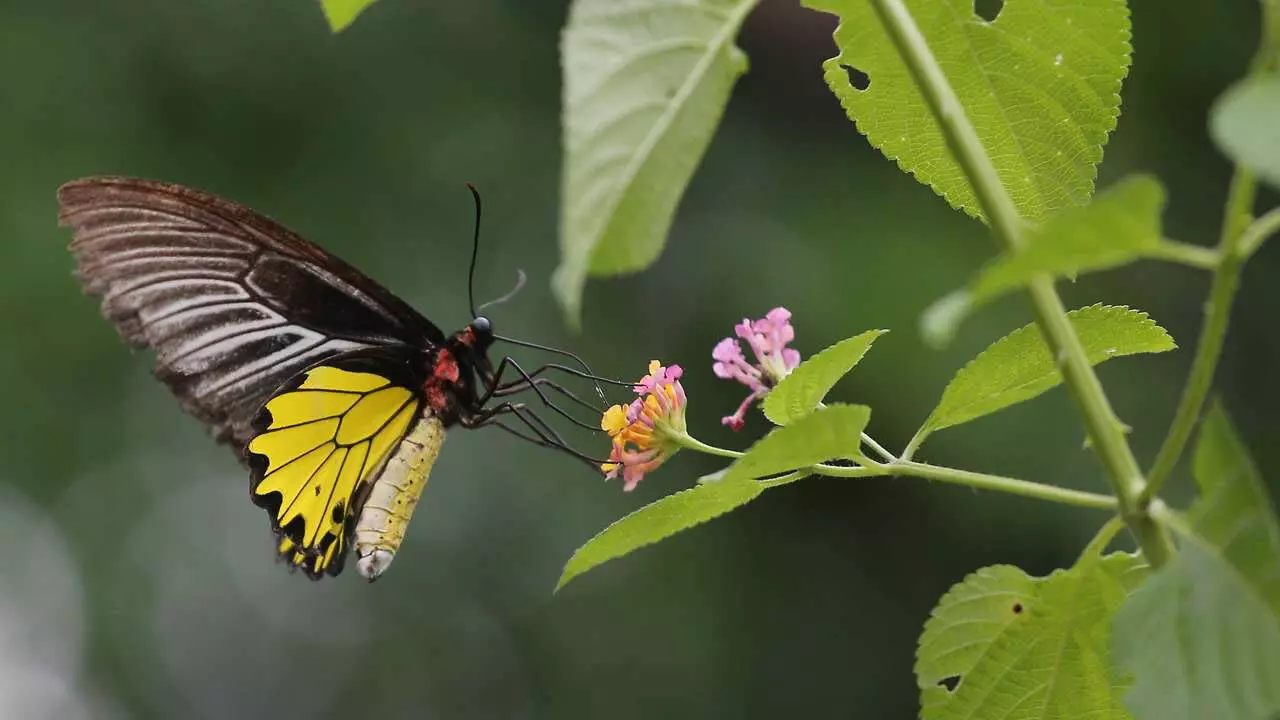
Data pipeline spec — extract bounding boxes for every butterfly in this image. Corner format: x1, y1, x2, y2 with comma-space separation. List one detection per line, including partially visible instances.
59, 176, 610, 581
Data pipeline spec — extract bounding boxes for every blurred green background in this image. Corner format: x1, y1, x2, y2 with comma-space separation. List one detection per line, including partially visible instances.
1, 0, 1276, 717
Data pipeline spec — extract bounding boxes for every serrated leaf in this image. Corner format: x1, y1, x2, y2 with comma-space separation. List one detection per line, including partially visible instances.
725, 403, 869, 482
1113, 404, 1280, 720
917, 553, 1147, 720
804, 0, 1131, 222
1211, 77, 1280, 191
319, 0, 378, 32
919, 305, 1175, 439
922, 176, 1166, 347
916, 565, 1037, 712
553, 0, 758, 327
557, 474, 763, 591
762, 330, 886, 425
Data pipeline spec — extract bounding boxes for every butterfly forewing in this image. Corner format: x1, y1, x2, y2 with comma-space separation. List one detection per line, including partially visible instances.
58, 176, 444, 451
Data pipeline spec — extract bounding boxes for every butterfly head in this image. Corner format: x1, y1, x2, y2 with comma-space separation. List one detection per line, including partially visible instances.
468, 315, 494, 347
448, 315, 496, 358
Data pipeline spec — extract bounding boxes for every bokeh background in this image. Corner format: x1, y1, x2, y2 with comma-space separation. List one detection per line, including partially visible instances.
1, 0, 1276, 717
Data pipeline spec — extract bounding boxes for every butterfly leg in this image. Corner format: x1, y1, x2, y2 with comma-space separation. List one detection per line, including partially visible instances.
491, 376, 600, 414
462, 401, 607, 468
478, 356, 602, 432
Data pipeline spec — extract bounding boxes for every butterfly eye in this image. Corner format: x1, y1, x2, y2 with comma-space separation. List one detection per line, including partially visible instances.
472, 316, 492, 337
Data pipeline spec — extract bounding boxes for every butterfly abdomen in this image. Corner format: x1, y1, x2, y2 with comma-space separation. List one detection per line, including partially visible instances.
352, 412, 446, 580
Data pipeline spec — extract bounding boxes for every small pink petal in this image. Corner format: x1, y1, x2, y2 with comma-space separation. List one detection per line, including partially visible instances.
712, 337, 743, 363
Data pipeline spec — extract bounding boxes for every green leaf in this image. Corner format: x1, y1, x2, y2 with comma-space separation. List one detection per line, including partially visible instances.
919, 305, 1174, 439
556, 474, 763, 591
1114, 541, 1280, 720
922, 176, 1166, 347
974, 175, 1164, 288
762, 330, 886, 425
804, 0, 1131, 222
1113, 404, 1280, 720
725, 403, 869, 482
917, 553, 1148, 720
553, 0, 758, 327
1211, 77, 1280, 191
1190, 403, 1280, 602
319, 0, 379, 32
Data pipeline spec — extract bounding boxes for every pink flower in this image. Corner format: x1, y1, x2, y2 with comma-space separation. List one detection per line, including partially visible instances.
712, 307, 801, 430
601, 360, 689, 491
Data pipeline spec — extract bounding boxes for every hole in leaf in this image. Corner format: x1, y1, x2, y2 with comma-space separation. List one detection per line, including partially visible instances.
841, 64, 870, 91
937, 675, 961, 692
974, 0, 1003, 22
1011, 602, 1024, 614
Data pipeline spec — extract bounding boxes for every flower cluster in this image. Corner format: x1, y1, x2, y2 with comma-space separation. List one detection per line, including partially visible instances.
600, 360, 688, 491
711, 307, 801, 430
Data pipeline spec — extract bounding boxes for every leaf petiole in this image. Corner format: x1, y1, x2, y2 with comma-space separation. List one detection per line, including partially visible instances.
1149, 239, 1221, 270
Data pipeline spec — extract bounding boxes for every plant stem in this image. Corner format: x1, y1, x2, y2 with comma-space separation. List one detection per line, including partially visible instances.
900, 427, 926, 462
812, 460, 1119, 510
861, 432, 897, 463
677, 434, 743, 459
1144, 169, 1257, 498
1078, 515, 1126, 561
1149, 239, 1220, 270
868, 0, 1171, 566
1239, 205, 1280, 258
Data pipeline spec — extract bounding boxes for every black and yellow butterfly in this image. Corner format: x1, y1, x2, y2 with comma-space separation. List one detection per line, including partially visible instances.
59, 177, 606, 581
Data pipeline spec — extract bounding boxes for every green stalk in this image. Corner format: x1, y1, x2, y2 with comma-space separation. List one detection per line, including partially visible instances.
1079, 515, 1127, 560
1149, 239, 1220, 270
813, 460, 1119, 511
1239, 206, 1280, 259
1144, 169, 1256, 497
868, 0, 1171, 566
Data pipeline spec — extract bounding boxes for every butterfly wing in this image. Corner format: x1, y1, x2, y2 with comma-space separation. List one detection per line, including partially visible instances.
247, 349, 425, 578
58, 176, 444, 452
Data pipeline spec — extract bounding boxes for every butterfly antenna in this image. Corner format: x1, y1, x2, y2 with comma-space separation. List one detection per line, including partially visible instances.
465, 183, 482, 319
477, 269, 526, 313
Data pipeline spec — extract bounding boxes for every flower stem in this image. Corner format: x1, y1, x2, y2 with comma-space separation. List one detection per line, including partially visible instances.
812, 460, 1119, 510
868, 0, 1170, 566
1144, 169, 1257, 499
676, 434, 743, 459
1149, 239, 1220, 270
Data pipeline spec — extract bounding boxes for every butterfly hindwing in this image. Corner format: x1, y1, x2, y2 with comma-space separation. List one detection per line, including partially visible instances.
57, 176, 444, 453
247, 350, 425, 578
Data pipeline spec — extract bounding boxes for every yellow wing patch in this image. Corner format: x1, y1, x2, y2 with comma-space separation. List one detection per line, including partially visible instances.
248, 364, 419, 578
